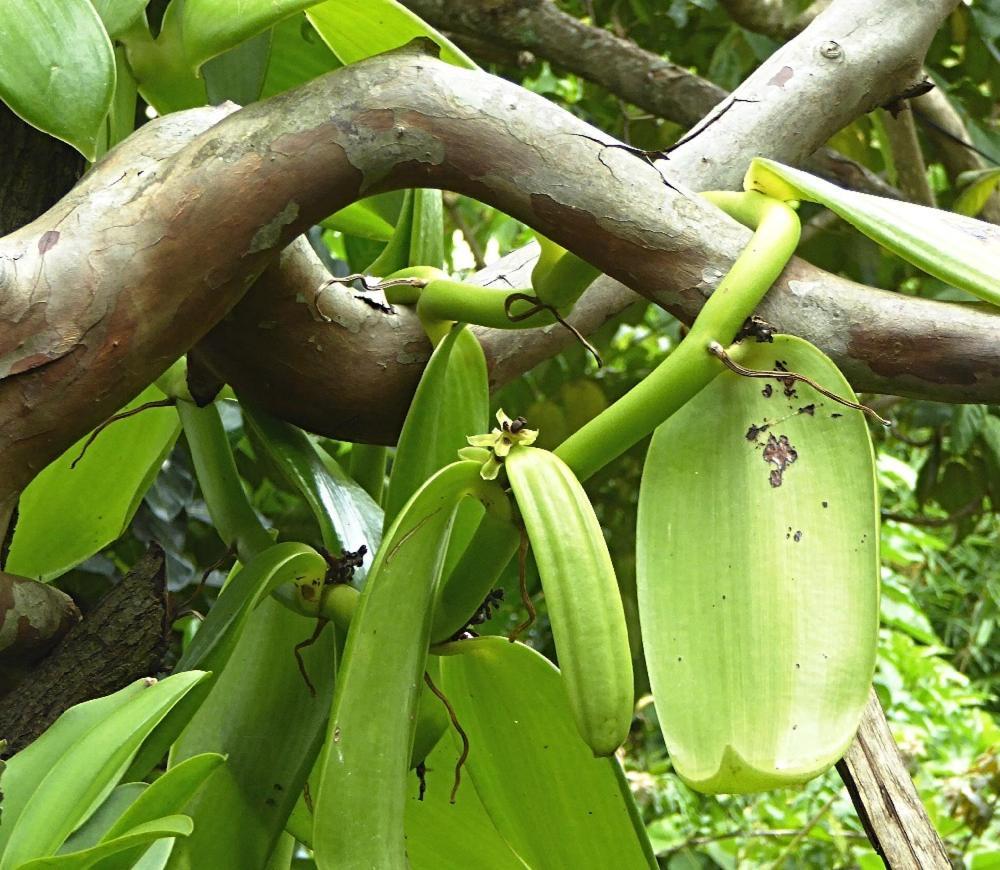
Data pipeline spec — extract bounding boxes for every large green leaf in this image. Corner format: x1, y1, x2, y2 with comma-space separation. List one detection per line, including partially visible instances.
404, 727, 530, 870
203, 29, 272, 105
0, 0, 115, 159
167, 599, 336, 869
438, 637, 655, 869
0, 672, 208, 869
637, 335, 879, 793
182, 0, 327, 71
306, 0, 476, 69
746, 158, 1000, 305
242, 402, 382, 583
6, 385, 179, 582
18, 817, 194, 869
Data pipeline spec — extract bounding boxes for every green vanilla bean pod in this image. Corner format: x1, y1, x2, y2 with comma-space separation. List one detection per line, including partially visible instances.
431, 191, 801, 643
637, 335, 879, 792
313, 461, 508, 870
505, 445, 634, 756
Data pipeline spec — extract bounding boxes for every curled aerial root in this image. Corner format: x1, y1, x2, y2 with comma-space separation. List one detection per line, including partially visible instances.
707, 342, 891, 426
507, 526, 536, 643
423, 670, 469, 804
503, 293, 603, 367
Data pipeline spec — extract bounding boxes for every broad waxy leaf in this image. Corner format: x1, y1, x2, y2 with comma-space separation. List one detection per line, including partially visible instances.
7, 385, 179, 582
306, 0, 476, 69
954, 167, 1000, 218
242, 403, 382, 582
0, 0, 115, 160
203, 29, 272, 106
18, 817, 194, 869
637, 335, 879, 793
746, 158, 1000, 306
437, 637, 655, 869
385, 325, 489, 527
167, 599, 335, 869
404, 727, 530, 870
182, 0, 327, 71
0, 672, 208, 869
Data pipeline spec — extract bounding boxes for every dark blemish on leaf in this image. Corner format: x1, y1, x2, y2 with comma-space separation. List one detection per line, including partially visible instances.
265, 797, 277, 807
722, 595, 727, 600
798, 404, 815, 416
822, 501, 828, 508
677, 657, 682, 662
831, 413, 843, 418
762, 433, 798, 487
795, 663, 801, 669
37, 230, 59, 255
761, 384, 773, 398
274, 783, 283, 791
793, 530, 802, 542
746, 422, 770, 441
333, 727, 341, 742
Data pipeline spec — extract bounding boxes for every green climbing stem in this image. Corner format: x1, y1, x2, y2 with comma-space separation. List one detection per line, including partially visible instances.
555, 191, 800, 481
177, 399, 360, 634
176, 400, 273, 564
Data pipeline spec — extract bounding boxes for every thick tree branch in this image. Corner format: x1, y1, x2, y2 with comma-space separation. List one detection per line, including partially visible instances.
0, 20, 994, 486
400, 0, 900, 200
661, 0, 960, 190
880, 106, 936, 207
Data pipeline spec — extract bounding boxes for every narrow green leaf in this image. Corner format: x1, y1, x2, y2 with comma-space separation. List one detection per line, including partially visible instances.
954, 167, 1000, 217
0, 0, 115, 159
306, 0, 477, 69
242, 402, 383, 582
746, 158, 1000, 305
182, 0, 327, 71
59, 784, 148, 853
126, 544, 327, 781
90, 0, 149, 39
320, 200, 396, 241
167, 600, 335, 869
385, 326, 489, 527
6, 385, 179, 582
17, 817, 193, 870
92, 754, 225, 870
437, 637, 655, 869
0, 673, 208, 869
410, 189, 445, 269
637, 335, 879, 793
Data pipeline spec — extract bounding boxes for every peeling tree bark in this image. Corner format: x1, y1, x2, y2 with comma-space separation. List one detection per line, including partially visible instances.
400, 0, 901, 200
